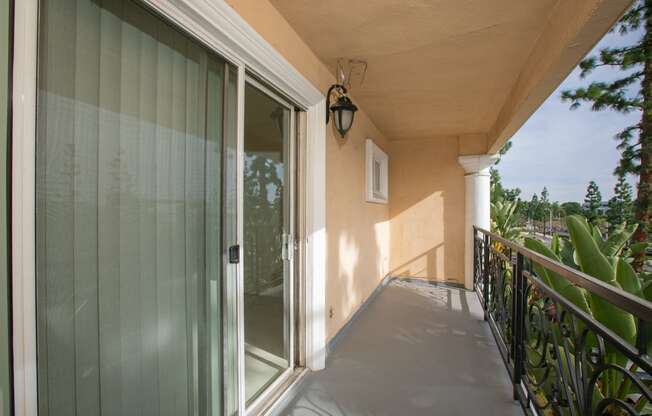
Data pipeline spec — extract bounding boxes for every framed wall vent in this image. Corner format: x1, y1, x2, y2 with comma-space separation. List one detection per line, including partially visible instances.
365, 139, 389, 204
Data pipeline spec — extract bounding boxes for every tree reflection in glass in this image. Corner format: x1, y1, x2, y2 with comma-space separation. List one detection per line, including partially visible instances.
243, 82, 291, 404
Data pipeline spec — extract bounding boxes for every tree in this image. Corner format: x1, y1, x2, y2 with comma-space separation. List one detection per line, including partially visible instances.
551, 201, 562, 218
491, 198, 523, 242
490, 168, 504, 204
541, 187, 550, 204
550, 201, 562, 232
561, 0, 651, 269
490, 167, 521, 203
528, 194, 540, 232
494, 140, 513, 164
490, 166, 524, 241
561, 201, 583, 217
503, 187, 521, 202
583, 181, 603, 225
540, 187, 551, 235
244, 154, 284, 293
606, 174, 635, 231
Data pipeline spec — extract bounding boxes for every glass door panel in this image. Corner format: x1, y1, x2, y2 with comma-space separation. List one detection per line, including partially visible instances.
243, 80, 294, 405
35, 0, 237, 414
222, 65, 240, 416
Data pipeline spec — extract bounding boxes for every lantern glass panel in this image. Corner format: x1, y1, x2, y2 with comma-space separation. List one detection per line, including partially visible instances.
334, 109, 354, 137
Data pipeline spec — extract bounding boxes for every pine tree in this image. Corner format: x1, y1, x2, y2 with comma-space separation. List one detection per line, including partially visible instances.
584, 181, 603, 225
616, 174, 635, 223
561, 0, 651, 268
607, 175, 635, 231
541, 187, 550, 204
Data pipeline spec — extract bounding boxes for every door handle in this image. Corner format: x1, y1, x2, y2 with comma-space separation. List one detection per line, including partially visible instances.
228, 244, 240, 264
282, 234, 294, 262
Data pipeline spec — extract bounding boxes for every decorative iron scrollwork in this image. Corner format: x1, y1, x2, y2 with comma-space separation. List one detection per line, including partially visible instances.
473, 227, 652, 416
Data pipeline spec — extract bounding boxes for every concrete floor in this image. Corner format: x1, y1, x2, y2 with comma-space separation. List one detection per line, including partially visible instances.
272, 279, 523, 416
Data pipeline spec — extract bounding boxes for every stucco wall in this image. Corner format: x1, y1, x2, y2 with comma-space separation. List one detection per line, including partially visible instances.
389, 139, 466, 285
220, 0, 631, 339
226, 0, 391, 340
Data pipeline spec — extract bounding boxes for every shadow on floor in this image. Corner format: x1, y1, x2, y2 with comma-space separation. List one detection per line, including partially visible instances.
272, 280, 522, 416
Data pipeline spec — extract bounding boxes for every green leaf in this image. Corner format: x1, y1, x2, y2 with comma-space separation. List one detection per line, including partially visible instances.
616, 257, 643, 297
558, 237, 577, 269
573, 248, 581, 267
566, 215, 637, 344
591, 224, 605, 245
567, 216, 616, 284
550, 233, 561, 257
524, 237, 592, 314
600, 223, 637, 257
629, 241, 649, 256
643, 280, 652, 302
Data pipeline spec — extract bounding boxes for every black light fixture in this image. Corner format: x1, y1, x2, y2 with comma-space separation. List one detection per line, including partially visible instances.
326, 84, 358, 138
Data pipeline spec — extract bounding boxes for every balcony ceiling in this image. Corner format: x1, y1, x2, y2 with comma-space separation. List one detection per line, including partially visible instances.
270, 0, 631, 149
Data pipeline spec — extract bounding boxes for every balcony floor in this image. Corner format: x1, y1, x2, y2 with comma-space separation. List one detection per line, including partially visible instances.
273, 279, 522, 416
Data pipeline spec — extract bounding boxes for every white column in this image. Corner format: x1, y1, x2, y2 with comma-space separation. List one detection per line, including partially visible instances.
458, 154, 498, 289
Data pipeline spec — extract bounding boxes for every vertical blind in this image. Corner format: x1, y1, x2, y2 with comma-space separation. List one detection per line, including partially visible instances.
36, 0, 230, 415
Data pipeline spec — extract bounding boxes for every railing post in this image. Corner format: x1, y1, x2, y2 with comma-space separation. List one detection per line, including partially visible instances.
482, 232, 490, 321
472, 227, 477, 289
636, 317, 648, 356
512, 251, 524, 401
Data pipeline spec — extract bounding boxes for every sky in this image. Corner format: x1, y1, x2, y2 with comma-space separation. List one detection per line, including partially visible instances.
497, 25, 642, 204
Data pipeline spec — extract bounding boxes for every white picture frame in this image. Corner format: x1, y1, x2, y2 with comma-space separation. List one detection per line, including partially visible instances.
365, 138, 389, 204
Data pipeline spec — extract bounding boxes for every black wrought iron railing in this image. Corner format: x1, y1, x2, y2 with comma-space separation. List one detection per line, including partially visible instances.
473, 226, 652, 416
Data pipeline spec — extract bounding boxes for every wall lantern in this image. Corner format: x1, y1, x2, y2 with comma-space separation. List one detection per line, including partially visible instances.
326, 84, 358, 138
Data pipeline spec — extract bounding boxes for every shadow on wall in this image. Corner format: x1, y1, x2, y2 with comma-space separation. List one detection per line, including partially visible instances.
325, 113, 391, 340
390, 242, 444, 278
388, 138, 465, 284
327, 211, 390, 340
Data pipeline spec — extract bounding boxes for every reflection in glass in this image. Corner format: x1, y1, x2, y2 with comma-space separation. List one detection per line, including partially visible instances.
243, 82, 291, 404
35, 0, 229, 414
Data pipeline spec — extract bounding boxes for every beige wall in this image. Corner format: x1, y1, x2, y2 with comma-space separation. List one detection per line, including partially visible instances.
389, 139, 465, 284
226, 0, 391, 340
222, 0, 631, 340
325, 121, 390, 339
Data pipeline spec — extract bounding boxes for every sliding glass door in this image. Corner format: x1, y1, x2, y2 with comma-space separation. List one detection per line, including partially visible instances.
242, 79, 295, 406
35, 1, 298, 415
36, 0, 235, 414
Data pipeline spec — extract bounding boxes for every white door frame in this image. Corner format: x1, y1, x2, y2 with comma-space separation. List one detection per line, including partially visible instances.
240, 74, 298, 415
10, 0, 327, 415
